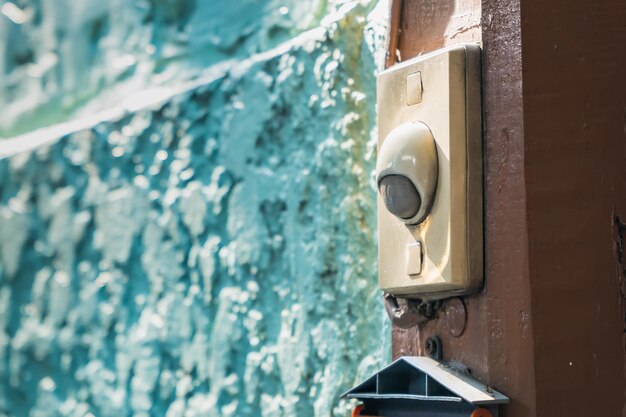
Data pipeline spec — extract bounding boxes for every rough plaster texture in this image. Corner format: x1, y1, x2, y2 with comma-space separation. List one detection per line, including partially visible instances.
0, 2, 390, 416
2, 0, 377, 138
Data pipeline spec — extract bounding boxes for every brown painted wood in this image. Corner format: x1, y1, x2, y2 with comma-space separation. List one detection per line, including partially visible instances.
385, 0, 403, 68
395, 0, 481, 59
521, 0, 626, 415
389, 0, 626, 416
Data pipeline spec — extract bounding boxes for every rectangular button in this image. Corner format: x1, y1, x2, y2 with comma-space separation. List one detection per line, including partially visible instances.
406, 241, 422, 276
406, 72, 423, 105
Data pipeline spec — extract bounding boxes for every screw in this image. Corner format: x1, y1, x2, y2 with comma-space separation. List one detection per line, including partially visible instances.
424, 336, 442, 360
425, 337, 436, 355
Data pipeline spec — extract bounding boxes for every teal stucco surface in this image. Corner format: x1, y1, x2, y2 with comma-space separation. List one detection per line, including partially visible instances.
2, 0, 381, 138
0, 1, 390, 416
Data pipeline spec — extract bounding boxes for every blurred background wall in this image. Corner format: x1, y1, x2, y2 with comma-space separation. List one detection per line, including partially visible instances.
0, 1, 390, 416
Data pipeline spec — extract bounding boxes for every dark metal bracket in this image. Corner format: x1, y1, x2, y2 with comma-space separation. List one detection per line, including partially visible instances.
383, 293, 442, 329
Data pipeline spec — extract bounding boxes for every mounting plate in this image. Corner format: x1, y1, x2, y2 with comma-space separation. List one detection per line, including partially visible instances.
377, 44, 483, 300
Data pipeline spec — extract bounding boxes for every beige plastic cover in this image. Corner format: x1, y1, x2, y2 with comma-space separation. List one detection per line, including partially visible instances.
377, 44, 483, 299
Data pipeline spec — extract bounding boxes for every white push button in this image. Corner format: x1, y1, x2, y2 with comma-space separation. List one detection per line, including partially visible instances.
406, 241, 422, 276
406, 72, 423, 105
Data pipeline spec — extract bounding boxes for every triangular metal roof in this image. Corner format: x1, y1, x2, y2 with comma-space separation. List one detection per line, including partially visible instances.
342, 356, 509, 406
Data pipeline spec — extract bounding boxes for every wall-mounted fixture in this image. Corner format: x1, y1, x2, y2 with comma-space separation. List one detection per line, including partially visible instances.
377, 44, 483, 300
342, 356, 508, 417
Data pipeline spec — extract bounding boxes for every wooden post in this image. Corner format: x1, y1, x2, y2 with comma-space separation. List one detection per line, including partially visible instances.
388, 0, 626, 415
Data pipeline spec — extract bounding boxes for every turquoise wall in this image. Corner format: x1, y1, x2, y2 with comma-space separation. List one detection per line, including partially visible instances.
0, 1, 390, 416
1, 0, 383, 138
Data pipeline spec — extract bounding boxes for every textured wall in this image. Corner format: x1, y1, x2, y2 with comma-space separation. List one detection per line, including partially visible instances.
0, 2, 389, 417
2, 0, 377, 138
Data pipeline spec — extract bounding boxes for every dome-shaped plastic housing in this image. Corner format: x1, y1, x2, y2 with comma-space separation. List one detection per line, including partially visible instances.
376, 121, 438, 225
